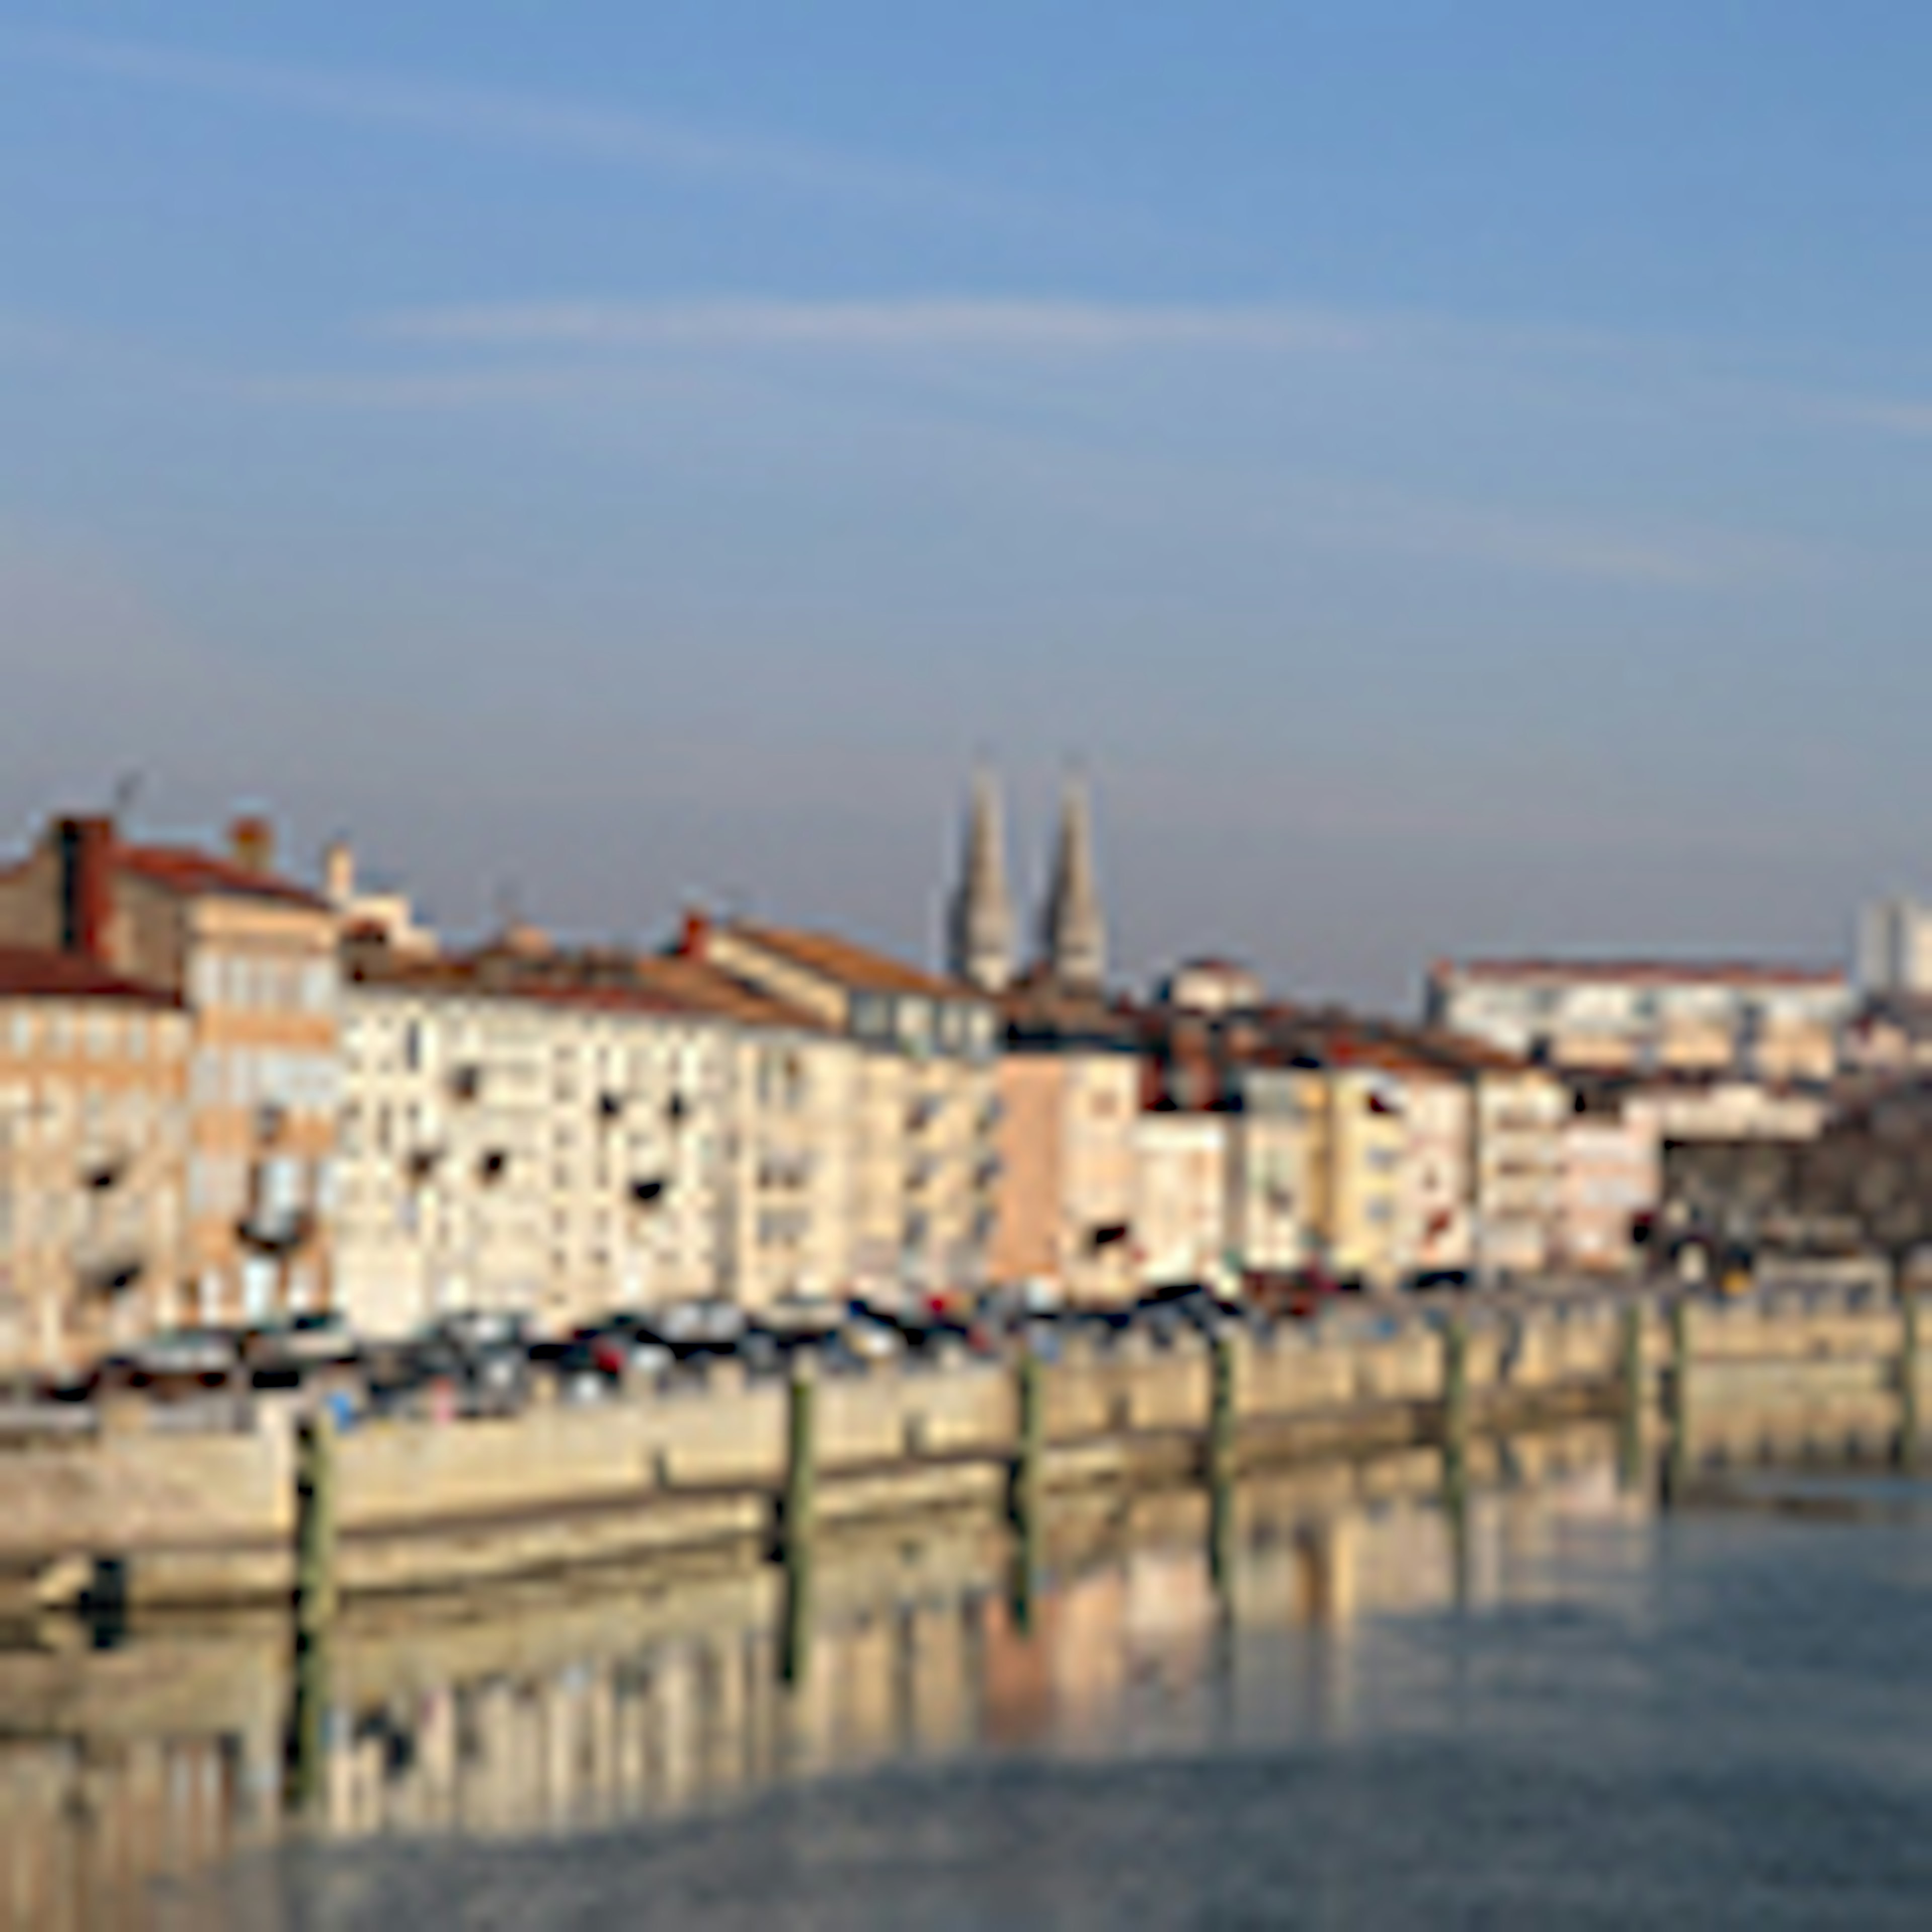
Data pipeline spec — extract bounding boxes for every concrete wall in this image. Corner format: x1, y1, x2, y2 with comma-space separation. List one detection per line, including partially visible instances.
1, 1286, 1923, 1607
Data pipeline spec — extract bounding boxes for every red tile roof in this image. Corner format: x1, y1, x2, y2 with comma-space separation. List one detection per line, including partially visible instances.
1435, 957, 1845, 989
348, 944, 829, 1033
0, 946, 180, 1005
729, 922, 978, 1001
118, 845, 329, 911
632, 954, 828, 1032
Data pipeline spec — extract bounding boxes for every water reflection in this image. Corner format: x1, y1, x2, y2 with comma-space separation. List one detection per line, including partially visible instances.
3, 1386, 1922, 1930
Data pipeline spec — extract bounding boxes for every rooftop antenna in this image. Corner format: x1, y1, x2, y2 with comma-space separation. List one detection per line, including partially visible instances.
109, 770, 142, 823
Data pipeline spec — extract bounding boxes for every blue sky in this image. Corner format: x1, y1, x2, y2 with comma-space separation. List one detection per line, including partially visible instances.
5, 4, 1932, 1002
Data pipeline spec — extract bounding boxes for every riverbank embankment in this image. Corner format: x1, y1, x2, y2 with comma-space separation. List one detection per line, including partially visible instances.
0, 1284, 1922, 1611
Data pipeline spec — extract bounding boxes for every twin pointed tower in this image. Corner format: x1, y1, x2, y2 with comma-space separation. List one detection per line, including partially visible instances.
947, 770, 1107, 995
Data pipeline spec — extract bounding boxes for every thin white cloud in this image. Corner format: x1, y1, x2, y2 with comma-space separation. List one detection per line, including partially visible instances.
378, 296, 1376, 355
1808, 394, 1932, 439
9, 30, 1000, 215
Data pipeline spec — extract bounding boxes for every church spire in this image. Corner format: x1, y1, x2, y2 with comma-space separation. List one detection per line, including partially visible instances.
1040, 773, 1107, 991
947, 767, 1014, 993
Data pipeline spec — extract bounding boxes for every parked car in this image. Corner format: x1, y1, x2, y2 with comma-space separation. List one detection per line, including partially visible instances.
653, 1299, 749, 1359
574, 1312, 674, 1380
1137, 1281, 1239, 1338
90, 1327, 244, 1395
1245, 1268, 1351, 1322
375, 1311, 534, 1414
242, 1311, 358, 1383
840, 1313, 906, 1364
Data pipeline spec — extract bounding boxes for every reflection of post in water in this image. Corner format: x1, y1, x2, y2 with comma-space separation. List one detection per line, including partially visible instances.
779, 1356, 817, 1689
1662, 1294, 1692, 1507
1617, 1300, 1648, 1494
1007, 1344, 1044, 1635
1440, 1438, 1471, 1611
1896, 1281, 1920, 1472
286, 1407, 337, 1818
1206, 1327, 1237, 1605
1437, 1309, 1472, 1606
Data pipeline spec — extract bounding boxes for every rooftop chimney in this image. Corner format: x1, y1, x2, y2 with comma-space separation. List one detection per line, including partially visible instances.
229, 813, 275, 875
321, 838, 355, 907
677, 908, 712, 961
56, 816, 114, 961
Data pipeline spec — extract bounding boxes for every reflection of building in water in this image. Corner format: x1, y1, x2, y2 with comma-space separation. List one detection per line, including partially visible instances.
3, 1408, 1898, 1929
0, 1629, 285, 1932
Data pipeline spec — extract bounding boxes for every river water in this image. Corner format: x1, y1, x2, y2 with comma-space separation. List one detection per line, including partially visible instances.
10, 1410, 1932, 1929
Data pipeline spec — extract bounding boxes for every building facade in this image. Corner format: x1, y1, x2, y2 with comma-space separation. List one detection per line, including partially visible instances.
1558, 1107, 1659, 1273
1426, 957, 1850, 1084
1133, 1111, 1230, 1288
0, 815, 340, 1325
0, 950, 190, 1375
1857, 897, 1932, 996
990, 1047, 1140, 1305
681, 918, 1000, 1303
1222, 1064, 1311, 1280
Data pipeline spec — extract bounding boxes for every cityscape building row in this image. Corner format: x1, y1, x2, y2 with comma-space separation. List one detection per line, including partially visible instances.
0, 792, 1858, 1376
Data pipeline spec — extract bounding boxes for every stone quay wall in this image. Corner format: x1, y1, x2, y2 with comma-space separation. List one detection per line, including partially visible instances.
0, 1284, 1921, 1608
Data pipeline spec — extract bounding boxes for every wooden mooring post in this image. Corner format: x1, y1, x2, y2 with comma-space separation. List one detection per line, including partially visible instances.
1897, 1283, 1921, 1472
1663, 1294, 1693, 1503
286, 1406, 337, 1817
1206, 1326, 1237, 1600
1007, 1343, 1044, 1634
779, 1355, 817, 1688
1618, 1301, 1648, 1493
1440, 1312, 1470, 1456
1437, 1312, 1471, 1605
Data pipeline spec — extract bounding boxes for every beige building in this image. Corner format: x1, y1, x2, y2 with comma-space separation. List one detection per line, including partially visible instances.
1558, 1108, 1658, 1273
1393, 1061, 1475, 1276
1222, 1064, 1310, 1279
0, 948, 191, 1376
335, 933, 856, 1336
987, 976, 1144, 1305
692, 918, 999, 1302
0, 815, 340, 1324
1300, 1065, 1408, 1287
638, 949, 859, 1312
1133, 1111, 1230, 1287
989, 1048, 1140, 1304
1621, 1076, 1826, 1145
1426, 957, 1850, 1084
1466, 1058, 1568, 1277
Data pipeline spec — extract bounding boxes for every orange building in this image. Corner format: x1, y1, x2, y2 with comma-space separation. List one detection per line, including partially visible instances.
0, 814, 340, 1325
0, 947, 190, 1376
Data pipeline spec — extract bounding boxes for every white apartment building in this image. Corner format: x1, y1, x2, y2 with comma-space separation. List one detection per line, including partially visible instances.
1426, 958, 1850, 1084
336, 961, 736, 1337
1396, 1068, 1474, 1276
1133, 1111, 1231, 1288
1467, 1061, 1568, 1278
1223, 1065, 1308, 1279
1858, 898, 1932, 995
334, 939, 867, 1337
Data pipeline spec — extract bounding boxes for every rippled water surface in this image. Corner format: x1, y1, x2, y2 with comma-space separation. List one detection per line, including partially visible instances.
14, 1422, 1932, 1929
